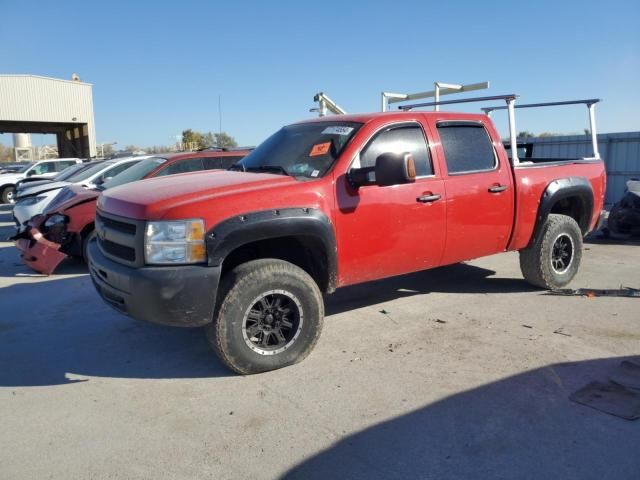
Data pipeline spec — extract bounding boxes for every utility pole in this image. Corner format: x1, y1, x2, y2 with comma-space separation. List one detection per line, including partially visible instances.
218, 95, 222, 147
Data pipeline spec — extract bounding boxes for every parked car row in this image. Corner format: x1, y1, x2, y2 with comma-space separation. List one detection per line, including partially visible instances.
0, 158, 84, 203
13, 157, 145, 228
11, 149, 252, 273
8, 99, 607, 375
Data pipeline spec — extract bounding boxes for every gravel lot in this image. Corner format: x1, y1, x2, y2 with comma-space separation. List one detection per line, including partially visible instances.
1, 203, 639, 480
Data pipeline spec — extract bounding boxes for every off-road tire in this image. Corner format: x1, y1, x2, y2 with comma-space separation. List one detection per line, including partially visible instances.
207, 258, 324, 375
1, 186, 16, 204
519, 214, 583, 289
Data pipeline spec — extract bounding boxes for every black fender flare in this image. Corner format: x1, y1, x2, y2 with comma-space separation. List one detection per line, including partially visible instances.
205, 207, 338, 291
530, 176, 594, 246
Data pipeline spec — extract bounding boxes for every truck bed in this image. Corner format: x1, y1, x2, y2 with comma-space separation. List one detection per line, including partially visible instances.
508, 159, 606, 250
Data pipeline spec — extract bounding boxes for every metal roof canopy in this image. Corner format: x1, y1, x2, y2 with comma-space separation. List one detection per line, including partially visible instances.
0, 74, 97, 157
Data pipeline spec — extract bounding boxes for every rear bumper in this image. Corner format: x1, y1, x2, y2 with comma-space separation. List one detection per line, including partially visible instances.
87, 239, 220, 327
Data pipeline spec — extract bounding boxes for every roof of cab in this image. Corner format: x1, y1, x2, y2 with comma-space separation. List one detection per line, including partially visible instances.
155, 149, 254, 161
293, 110, 490, 126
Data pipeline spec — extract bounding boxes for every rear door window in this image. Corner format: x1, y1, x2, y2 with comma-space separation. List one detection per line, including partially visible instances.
437, 123, 496, 174
30, 162, 55, 175
155, 158, 205, 176
204, 156, 244, 170
356, 125, 432, 176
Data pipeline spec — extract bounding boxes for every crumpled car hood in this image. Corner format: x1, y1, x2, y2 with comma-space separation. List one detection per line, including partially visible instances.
18, 181, 72, 199
43, 185, 99, 215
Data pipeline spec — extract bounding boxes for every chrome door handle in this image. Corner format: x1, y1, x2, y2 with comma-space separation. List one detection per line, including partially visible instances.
488, 185, 508, 193
416, 194, 441, 203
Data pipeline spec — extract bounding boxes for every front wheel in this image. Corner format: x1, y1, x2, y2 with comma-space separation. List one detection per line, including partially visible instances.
207, 259, 324, 375
519, 213, 583, 289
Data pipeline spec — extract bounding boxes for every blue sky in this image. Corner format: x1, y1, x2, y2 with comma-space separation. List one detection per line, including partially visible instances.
1, 0, 639, 149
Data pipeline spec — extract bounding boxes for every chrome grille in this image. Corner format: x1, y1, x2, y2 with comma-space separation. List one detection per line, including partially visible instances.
95, 210, 145, 266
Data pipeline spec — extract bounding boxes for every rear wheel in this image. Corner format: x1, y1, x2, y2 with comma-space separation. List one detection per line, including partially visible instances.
207, 259, 324, 375
1, 186, 16, 204
519, 214, 583, 289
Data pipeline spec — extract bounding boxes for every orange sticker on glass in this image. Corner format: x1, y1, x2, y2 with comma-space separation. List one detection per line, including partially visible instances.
309, 142, 331, 156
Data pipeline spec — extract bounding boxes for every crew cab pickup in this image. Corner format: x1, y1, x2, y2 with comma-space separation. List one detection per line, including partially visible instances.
88, 97, 606, 375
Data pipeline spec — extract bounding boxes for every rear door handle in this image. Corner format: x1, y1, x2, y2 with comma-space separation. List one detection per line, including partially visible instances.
416, 193, 441, 203
488, 184, 508, 193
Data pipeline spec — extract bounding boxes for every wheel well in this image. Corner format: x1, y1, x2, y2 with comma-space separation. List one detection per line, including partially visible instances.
221, 236, 331, 292
80, 222, 95, 239
549, 195, 590, 233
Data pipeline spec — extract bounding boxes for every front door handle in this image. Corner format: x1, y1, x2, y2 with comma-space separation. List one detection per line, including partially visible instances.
417, 193, 441, 203
488, 184, 508, 193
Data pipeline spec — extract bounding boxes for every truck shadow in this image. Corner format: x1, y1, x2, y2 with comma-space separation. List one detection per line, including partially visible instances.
0, 275, 232, 387
0, 262, 534, 387
282, 355, 640, 480
325, 263, 536, 316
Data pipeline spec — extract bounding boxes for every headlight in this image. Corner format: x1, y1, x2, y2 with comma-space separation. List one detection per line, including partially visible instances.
144, 219, 207, 265
17, 195, 47, 206
44, 214, 68, 228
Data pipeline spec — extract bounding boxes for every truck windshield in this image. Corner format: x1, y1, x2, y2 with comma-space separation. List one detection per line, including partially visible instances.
236, 121, 362, 178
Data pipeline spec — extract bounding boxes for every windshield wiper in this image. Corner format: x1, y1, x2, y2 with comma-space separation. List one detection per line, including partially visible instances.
245, 165, 291, 176
228, 162, 246, 172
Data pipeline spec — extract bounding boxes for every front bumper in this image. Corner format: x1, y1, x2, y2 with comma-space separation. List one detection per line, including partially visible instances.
88, 239, 221, 327
13, 224, 66, 275
13, 201, 44, 229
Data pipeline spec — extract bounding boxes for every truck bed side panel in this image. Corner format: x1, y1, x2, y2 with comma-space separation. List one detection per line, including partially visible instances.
508, 161, 606, 251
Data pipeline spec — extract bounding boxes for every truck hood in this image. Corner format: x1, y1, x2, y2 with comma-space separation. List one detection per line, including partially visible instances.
18, 181, 72, 199
99, 170, 296, 220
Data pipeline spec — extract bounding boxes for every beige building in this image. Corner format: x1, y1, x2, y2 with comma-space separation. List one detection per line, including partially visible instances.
0, 74, 96, 158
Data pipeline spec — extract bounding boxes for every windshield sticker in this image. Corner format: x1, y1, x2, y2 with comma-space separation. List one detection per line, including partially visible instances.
322, 126, 354, 136
311, 169, 320, 177
309, 142, 331, 157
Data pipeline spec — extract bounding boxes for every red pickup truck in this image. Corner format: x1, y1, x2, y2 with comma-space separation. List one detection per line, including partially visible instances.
88, 96, 606, 374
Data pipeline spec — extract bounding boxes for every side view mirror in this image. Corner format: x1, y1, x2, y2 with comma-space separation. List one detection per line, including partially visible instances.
26, 170, 36, 177
348, 152, 417, 188
94, 176, 112, 186
375, 152, 417, 186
